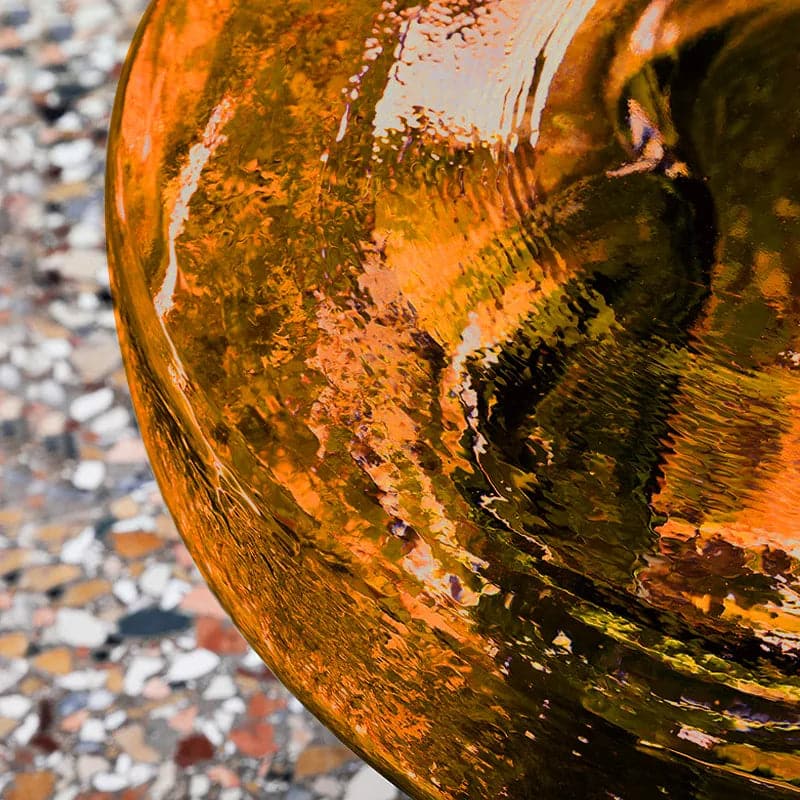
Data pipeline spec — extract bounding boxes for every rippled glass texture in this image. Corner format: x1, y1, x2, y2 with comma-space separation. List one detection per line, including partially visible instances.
107, 1, 800, 797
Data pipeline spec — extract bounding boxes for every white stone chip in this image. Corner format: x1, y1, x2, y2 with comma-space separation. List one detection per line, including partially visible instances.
128, 764, 157, 786
0, 695, 32, 719
111, 515, 156, 534
93, 773, 129, 792
61, 526, 97, 565
88, 689, 114, 710
115, 754, 133, 775
203, 674, 236, 701
90, 406, 130, 437
189, 775, 211, 797
49, 300, 96, 330
30, 379, 66, 407
139, 563, 171, 598
55, 608, 111, 648
241, 648, 263, 670
124, 656, 164, 695
79, 718, 106, 743
344, 766, 398, 800
112, 578, 138, 605
69, 387, 114, 422
104, 710, 127, 731
0, 363, 21, 392
160, 579, 191, 610
150, 763, 177, 800
56, 670, 108, 691
222, 697, 246, 715
11, 345, 51, 378
198, 719, 223, 746
53, 790, 79, 800
13, 712, 39, 746
0, 660, 28, 694
50, 138, 94, 169
166, 649, 220, 683
72, 460, 106, 491
40, 338, 72, 360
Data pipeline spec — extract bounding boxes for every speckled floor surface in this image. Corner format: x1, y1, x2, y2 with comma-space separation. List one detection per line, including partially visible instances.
0, 1, 404, 797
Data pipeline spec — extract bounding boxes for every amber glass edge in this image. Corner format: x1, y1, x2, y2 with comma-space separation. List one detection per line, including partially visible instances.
102, 5, 439, 798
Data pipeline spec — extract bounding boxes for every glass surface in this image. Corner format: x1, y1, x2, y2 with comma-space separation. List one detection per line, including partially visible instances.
107, 1, 800, 797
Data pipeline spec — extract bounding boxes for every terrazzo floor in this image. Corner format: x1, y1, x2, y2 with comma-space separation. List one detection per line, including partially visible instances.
0, 1, 405, 797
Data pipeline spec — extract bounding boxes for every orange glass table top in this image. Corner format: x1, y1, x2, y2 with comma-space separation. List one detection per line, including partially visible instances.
108, 1, 800, 797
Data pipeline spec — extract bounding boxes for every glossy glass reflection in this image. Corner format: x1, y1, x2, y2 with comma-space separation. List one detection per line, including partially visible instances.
107, 1, 800, 797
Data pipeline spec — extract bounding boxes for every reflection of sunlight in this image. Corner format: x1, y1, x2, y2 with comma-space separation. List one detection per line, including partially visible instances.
372, 0, 595, 148
155, 96, 235, 319
630, 0, 672, 55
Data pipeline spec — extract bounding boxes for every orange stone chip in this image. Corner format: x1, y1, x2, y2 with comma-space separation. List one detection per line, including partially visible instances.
5, 771, 56, 800
110, 531, 165, 559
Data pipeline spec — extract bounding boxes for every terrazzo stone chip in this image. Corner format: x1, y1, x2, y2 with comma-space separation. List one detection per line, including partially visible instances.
69, 335, 121, 382
127, 762, 157, 786
60, 526, 97, 564
179, 584, 228, 618
114, 723, 159, 763
230, 720, 277, 758
203, 674, 237, 701
199, 718, 225, 747
20, 563, 81, 591
139, 562, 171, 597
123, 655, 164, 694
68, 386, 113, 422
48, 299, 96, 331
110, 531, 164, 558
76, 754, 108, 784
160, 578, 191, 609
118, 607, 191, 637
71, 459, 106, 491
207, 765, 240, 788
93, 772, 129, 792
295, 745, 356, 779
4, 771, 56, 800
111, 577, 138, 605
0, 660, 29, 694
189, 773, 212, 797
32, 647, 72, 675
87, 688, 113, 710
61, 578, 110, 605
344, 766, 399, 800
14, 710, 40, 745
0, 694, 33, 719
104, 709, 126, 731
54, 608, 111, 648
89, 405, 130, 437
313, 776, 344, 798
175, 733, 215, 767
56, 669, 108, 691
166, 648, 220, 683
142, 675, 170, 699
0, 631, 28, 657
78, 717, 105, 742
166, 704, 197, 734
